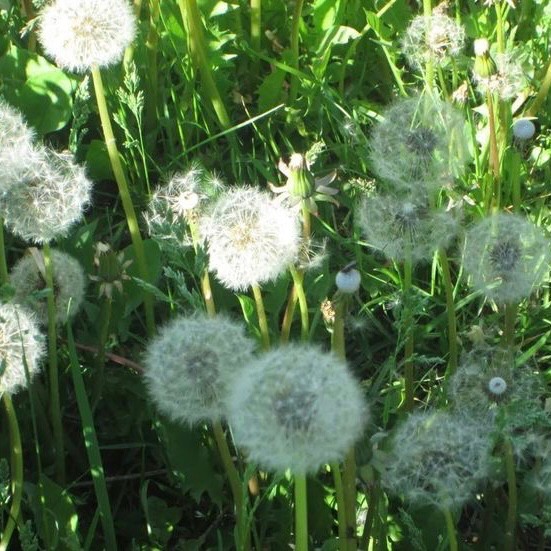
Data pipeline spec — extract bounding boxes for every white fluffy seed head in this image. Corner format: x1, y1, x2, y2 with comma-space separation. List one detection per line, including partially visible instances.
336, 266, 361, 294
463, 213, 551, 303
143, 314, 256, 425
473, 51, 526, 100
200, 187, 301, 291
10, 249, 86, 325
401, 14, 465, 70
1, 148, 92, 244
0, 303, 45, 396
357, 193, 459, 264
227, 344, 368, 475
38, 0, 137, 73
369, 95, 469, 192
380, 410, 493, 510
488, 376, 507, 396
0, 100, 43, 193
474, 38, 490, 57
512, 118, 536, 141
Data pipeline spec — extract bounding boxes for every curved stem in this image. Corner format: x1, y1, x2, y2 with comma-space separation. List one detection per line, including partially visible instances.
0, 395, 23, 551
526, 60, 551, 117
280, 283, 298, 344
294, 474, 308, 551
290, 267, 309, 341
504, 438, 517, 551
289, 0, 305, 103
43, 243, 65, 484
439, 249, 458, 377
91, 67, 155, 337
252, 284, 270, 350
331, 463, 348, 551
212, 420, 250, 551
443, 508, 458, 551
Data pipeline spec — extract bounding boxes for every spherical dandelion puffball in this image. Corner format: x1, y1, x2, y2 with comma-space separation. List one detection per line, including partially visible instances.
143, 315, 256, 425
357, 193, 459, 264
463, 213, 551, 303
0, 303, 45, 396
10, 249, 87, 325
38, 0, 137, 73
227, 344, 367, 474
513, 118, 536, 141
401, 14, 465, 70
200, 187, 301, 291
0, 100, 43, 193
369, 95, 468, 191
1, 149, 92, 244
381, 411, 492, 510
336, 266, 361, 294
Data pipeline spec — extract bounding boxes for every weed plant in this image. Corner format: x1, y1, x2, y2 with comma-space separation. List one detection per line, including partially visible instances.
0, 0, 551, 550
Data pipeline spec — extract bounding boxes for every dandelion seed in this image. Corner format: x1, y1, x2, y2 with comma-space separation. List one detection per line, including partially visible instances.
357, 193, 459, 264
369, 95, 468, 192
379, 410, 492, 510
37, 0, 137, 73
200, 187, 301, 291
0, 303, 45, 396
143, 314, 256, 425
463, 213, 551, 303
10, 249, 86, 325
401, 14, 465, 71
227, 344, 367, 474
1, 149, 92, 244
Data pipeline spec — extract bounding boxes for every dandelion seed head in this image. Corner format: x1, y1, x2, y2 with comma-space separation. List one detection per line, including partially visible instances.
402, 14, 465, 70
488, 376, 507, 396
336, 265, 361, 294
38, 0, 137, 73
0, 303, 45, 396
227, 344, 367, 474
369, 95, 469, 191
200, 187, 301, 291
10, 249, 86, 325
513, 118, 536, 141
1, 149, 92, 244
463, 213, 551, 303
143, 314, 256, 425
380, 411, 493, 510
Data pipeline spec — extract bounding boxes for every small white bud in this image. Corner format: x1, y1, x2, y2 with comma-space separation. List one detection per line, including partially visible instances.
474, 38, 490, 56
336, 265, 361, 294
488, 376, 507, 396
512, 119, 536, 141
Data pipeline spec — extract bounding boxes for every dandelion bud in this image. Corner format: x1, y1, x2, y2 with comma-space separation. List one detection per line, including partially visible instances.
200, 188, 301, 291
357, 193, 459, 264
1, 148, 92, 244
227, 344, 367, 474
512, 118, 536, 141
402, 14, 465, 71
369, 95, 468, 192
143, 315, 256, 425
37, 0, 137, 73
474, 38, 490, 57
380, 411, 492, 510
336, 263, 361, 294
463, 213, 551, 303
0, 303, 45, 396
473, 49, 526, 100
10, 249, 86, 325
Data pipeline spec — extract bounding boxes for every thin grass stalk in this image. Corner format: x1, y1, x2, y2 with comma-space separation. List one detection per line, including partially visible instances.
92, 297, 112, 410
42, 243, 65, 483
212, 420, 250, 551
252, 284, 270, 350
144, 0, 161, 132
439, 249, 458, 377
177, 0, 232, 129
67, 324, 117, 551
90, 66, 156, 337
443, 509, 458, 551
0, 395, 23, 551
403, 255, 414, 411
289, 0, 305, 103
331, 463, 348, 551
294, 474, 308, 551
504, 438, 517, 551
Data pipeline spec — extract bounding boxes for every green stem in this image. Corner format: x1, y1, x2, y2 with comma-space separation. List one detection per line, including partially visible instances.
43, 243, 65, 484
289, 0, 305, 103
502, 302, 517, 349
504, 439, 517, 551
177, 0, 232, 129
422, 0, 434, 90
0, 223, 8, 285
290, 267, 309, 341
495, 2, 505, 54
92, 297, 112, 410
443, 508, 458, 551
90, 67, 155, 337
144, 0, 161, 132
280, 283, 298, 344
294, 474, 308, 551
331, 463, 348, 551
250, 0, 261, 55
342, 450, 358, 551
403, 255, 414, 412
359, 483, 380, 550
212, 420, 249, 551
252, 284, 270, 350
526, 59, 551, 117
486, 92, 500, 210
439, 249, 458, 377
0, 395, 23, 551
